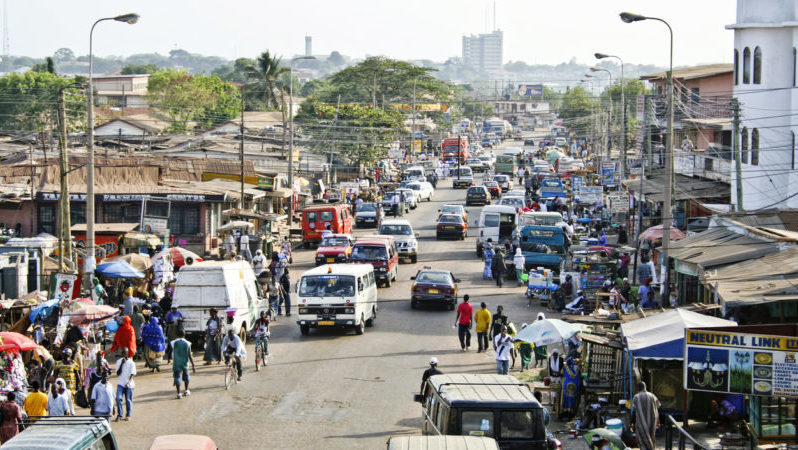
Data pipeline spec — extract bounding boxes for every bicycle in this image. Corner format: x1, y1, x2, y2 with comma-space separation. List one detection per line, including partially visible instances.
254, 335, 269, 371
224, 354, 241, 390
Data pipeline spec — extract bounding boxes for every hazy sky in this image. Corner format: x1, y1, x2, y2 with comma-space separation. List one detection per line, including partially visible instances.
12, 0, 734, 66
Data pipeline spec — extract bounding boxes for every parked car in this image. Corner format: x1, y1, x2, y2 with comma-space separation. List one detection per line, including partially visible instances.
407, 181, 434, 202
410, 268, 460, 310
355, 202, 384, 228
379, 219, 419, 263
466, 185, 491, 206
436, 214, 467, 240
438, 204, 467, 222
314, 233, 354, 266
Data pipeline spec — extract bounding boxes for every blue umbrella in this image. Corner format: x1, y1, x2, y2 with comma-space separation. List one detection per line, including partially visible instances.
29, 298, 59, 322
513, 318, 583, 346
96, 260, 145, 278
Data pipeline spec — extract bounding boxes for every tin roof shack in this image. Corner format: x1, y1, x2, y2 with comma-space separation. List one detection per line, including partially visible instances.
579, 331, 627, 407
684, 324, 798, 444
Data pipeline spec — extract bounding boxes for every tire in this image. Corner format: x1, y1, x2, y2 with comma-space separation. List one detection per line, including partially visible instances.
303, 242, 309, 249
436, 233, 441, 240
300, 325, 310, 336
255, 344, 262, 372
355, 316, 365, 335
385, 276, 392, 288
411, 255, 417, 263
448, 301, 455, 311
411, 300, 417, 309
238, 325, 247, 345
365, 307, 376, 327
224, 365, 234, 390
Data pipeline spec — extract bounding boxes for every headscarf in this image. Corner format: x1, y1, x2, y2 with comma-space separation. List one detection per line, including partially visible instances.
513, 247, 525, 268
109, 316, 136, 357
536, 312, 546, 321
92, 277, 100, 286
142, 317, 166, 352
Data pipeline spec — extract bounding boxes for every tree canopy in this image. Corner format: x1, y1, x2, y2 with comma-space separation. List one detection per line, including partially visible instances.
0, 71, 86, 133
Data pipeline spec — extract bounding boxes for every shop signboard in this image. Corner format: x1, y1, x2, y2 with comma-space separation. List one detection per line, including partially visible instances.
49, 272, 77, 302
339, 182, 360, 197
575, 186, 602, 204
141, 217, 168, 235
607, 191, 630, 213
601, 161, 619, 186
571, 176, 585, 191
684, 328, 798, 398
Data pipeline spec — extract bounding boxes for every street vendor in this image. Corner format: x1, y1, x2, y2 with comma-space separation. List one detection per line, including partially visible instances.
547, 349, 564, 412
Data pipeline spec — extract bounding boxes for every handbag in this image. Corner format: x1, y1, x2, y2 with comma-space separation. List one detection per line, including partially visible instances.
75, 388, 89, 408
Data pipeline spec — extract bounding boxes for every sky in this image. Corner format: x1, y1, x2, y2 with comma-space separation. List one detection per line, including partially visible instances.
10, 0, 735, 67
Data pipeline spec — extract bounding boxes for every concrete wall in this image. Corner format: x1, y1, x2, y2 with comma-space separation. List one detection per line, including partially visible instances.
95, 120, 148, 137
0, 202, 35, 236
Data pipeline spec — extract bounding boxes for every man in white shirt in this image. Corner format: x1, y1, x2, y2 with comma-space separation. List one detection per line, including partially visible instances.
222, 328, 247, 381
90, 373, 114, 418
493, 326, 513, 375
391, 192, 401, 216
224, 233, 236, 257
239, 233, 252, 262
115, 350, 136, 421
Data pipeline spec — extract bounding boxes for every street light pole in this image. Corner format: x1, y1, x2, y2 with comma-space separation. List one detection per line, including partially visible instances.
595, 53, 625, 180
287, 56, 315, 226
86, 13, 139, 282
411, 77, 417, 161
621, 11, 674, 301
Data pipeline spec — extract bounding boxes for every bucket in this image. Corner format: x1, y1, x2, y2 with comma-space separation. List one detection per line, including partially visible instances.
605, 418, 623, 436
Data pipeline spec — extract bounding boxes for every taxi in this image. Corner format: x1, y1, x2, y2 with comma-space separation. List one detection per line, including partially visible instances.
410, 267, 460, 310
314, 233, 354, 266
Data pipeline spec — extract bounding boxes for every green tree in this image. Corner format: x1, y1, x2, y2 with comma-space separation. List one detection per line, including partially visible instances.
121, 63, 161, 74
32, 57, 56, 74
300, 78, 328, 97
328, 51, 345, 67
0, 71, 86, 133
53, 48, 75, 62
245, 51, 289, 110
559, 86, 595, 120
146, 69, 240, 133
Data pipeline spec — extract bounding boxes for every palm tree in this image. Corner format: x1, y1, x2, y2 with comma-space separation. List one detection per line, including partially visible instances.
247, 51, 289, 110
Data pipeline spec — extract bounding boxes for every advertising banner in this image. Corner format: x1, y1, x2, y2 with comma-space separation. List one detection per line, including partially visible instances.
575, 186, 603, 204
518, 84, 544, 97
601, 161, 619, 186
684, 328, 798, 398
49, 273, 77, 302
571, 176, 585, 191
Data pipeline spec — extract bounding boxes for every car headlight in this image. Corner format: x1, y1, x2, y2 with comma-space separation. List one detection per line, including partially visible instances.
337, 253, 347, 259
299, 308, 309, 314
344, 307, 355, 314
378, 267, 387, 271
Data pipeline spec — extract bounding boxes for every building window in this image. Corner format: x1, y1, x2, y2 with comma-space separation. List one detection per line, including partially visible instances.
70, 202, 86, 225
741, 127, 749, 164
691, 87, 700, 105
102, 202, 140, 223
751, 128, 759, 165
37, 204, 56, 235
753, 46, 762, 84
734, 49, 739, 85
168, 203, 200, 235
743, 47, 751, 84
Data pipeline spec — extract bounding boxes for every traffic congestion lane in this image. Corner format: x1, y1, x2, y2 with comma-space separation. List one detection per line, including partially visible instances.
111, 160, 551, 449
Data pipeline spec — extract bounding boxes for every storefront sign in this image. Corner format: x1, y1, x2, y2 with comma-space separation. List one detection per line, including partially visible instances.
39, 193, 88, 201
141, 217, 168, 235
257, 176, 275, 191
601, 161, 619, 186
49, 272, 77, 302
685, 329, 798, 398
607, 191, 629, 213
571, 176, 585, 191
575, 186, 602, 204
102, 194, 218, 203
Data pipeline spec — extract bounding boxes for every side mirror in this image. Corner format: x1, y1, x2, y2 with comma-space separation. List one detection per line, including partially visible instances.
415, 232, 420, 238
410, 276, 416, 280
454, 278, 461, 283
413, 394, 424, 403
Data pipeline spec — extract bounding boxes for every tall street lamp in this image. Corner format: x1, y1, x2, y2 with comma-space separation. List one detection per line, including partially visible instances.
589, 68, 613, 159
595, 52, 626, 180
86, 13, 139, 281
287, 55, 316, 225
620, 11, 674, 301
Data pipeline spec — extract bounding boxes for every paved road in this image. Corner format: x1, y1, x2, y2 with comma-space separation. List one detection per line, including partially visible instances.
112, 146, 556, 449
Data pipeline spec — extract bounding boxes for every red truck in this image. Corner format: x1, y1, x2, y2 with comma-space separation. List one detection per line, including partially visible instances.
441, 137, 469, 162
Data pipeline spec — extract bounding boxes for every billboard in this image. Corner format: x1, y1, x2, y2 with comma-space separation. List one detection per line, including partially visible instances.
685, 328, 798, 398
518, 84, 544, 97
575, 186, 602, 204
601, 161, 619, 186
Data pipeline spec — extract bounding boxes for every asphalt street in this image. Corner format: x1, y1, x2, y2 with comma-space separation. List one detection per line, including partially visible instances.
111, 144, 560, 449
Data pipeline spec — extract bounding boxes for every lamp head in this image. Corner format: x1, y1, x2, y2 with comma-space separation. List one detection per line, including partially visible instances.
595, 53, 609, 59
620, 12, 647, 23
584, 74, 594, 78
113, 13, 140, 24
589, 67, 601, 73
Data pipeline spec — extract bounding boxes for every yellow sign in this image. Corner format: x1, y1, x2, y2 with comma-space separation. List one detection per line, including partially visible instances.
202, 172, 259, 185
686, 330, 798, 352
411, 140, 423, 152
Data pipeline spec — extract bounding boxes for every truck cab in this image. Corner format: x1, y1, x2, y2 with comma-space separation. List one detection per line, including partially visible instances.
475, 205, 518, 257
518, 225, 566, 272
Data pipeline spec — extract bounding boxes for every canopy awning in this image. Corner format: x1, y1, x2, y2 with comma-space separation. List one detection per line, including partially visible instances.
621, 308, 737, 360
123, 231, 161, 249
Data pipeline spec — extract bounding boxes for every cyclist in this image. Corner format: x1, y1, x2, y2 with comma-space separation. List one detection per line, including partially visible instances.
254, 311, 270, 358
221, 328, 246, 382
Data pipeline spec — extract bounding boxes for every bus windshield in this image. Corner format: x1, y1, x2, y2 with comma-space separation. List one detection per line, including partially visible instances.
351, 245, 388, 261
299, 275, 356, 297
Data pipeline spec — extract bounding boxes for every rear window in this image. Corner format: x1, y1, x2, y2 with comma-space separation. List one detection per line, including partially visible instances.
501, 410, 543, 439
462, 410, 494, 438
306, 211, 317, 222
416, 272, 453, 284
320, 211, 334, 222
439, 215, 463, 224
468, 187, 484, 194
483, 214, 499, 227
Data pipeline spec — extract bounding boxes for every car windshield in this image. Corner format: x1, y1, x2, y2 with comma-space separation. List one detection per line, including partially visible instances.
409, 184, 421, 191
415, 272, 453, 284
458, 169, 472, 176
380, 224, 412, 235
542, 180, 560, 187
299, 275, 356, 297
351, 245, 388, 261
485, 181, 498, 187
500, 197, 525, 208
441, 206, 462, 214
439, 215, 463, 224
320, 236, 350, 247
357, 203, 376, 212
494, 175, 508, 182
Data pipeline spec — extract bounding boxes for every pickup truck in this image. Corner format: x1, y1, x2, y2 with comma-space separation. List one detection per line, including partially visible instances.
538, 177, 566, 199
506, 225, 566, 276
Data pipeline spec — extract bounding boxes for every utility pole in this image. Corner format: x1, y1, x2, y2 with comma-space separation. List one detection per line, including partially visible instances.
411, 77, 417, 161
732, 98, 743, 211
240, 96, 245, 209
29, 143, 34, 236
329, 94, 340, 185
57, 90, 72, 272
633, 94, 650, 285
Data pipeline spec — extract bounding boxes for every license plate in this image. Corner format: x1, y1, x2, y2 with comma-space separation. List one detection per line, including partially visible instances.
318, 321, 334, 326
326, 258, 335, 263
445, 226, 455, 230
428, 289, 439, 294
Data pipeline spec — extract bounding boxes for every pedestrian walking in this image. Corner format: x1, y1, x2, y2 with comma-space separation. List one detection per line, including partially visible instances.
252, 250, 266, 276
420, 357, 442, 394
491, 249, 507, 287
224, 233, 235, 258
280, 268, 292, 316
547, 349, 564, 412
632, 381, 661, 450
114, 349, 136, 422
171, 329, 195, 399
203, 308, 222, 365
515, 324, 533, 371
239, 232, 252, 262
482, 242, 495, 279
281, 236, 293, 264
454, 295, 473, 351
474, 302, 492, 353
90, 373, 114, 418
493, 326, 513, 375
0, 391, 22, 442
513, 248, 525, 286
490, 305, 509, 341
47, 381, 70, 416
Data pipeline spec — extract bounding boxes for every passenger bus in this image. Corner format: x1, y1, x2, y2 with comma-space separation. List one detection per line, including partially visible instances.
495, 154, 519, 175
442, 137, 470, 162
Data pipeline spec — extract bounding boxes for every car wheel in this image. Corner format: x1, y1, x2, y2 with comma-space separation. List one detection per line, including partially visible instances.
448, 301, 455, 311
411, 300, 417, 309
300, 325, 310, 336
355, 316, 365, 335
411, 255, 417, 263
385, 276, 392, 288
436, 233, 441, 240
365, 307, 376, 327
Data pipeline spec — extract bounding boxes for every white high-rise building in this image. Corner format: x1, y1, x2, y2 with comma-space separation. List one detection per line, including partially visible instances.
727, 0, 798, 209
305, 36, 312, 57
462, 30, 503, 73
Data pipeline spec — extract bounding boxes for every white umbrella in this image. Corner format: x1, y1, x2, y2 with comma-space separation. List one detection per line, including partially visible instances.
218, 221, 254, 231
513, 318, 582, 346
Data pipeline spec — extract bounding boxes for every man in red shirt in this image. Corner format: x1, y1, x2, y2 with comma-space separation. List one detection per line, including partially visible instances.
455, 294, 474, 351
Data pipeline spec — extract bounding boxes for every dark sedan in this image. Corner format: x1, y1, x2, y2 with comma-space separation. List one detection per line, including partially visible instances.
484, 181, 501, 198
410, 269, 460, 310
466, 185, 491, 206
436, 214, 467, 240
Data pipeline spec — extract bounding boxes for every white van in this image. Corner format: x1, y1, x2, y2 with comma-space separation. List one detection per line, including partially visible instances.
475, 205, 518, 257
172, 261, 265, 345
404, 166, 426, 181
296, 264, 378, 336
519, 211, 563, 227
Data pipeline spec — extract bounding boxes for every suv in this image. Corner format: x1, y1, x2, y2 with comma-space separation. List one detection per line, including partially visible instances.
3, 417, 120, 450
452, 167, 474, 189
379, 219, 419, 263
355, 202, 384, 228
381, 191, 409, 216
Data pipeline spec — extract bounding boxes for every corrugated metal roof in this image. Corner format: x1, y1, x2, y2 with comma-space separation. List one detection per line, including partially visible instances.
622, 173, 729, 203
641, 63, 733, 81
669, 228, 780, 268
704, 247, 798, 307
429, 374, 536, 403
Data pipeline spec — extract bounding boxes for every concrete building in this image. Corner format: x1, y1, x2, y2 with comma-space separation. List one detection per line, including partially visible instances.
462, 30, 503, 73
727, 0, 798, 209
92, 74, 150, 108
305, 36, 312, 56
